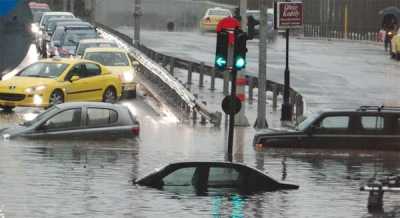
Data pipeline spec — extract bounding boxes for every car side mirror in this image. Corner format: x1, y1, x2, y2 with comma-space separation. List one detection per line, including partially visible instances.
70, 75, 80, 82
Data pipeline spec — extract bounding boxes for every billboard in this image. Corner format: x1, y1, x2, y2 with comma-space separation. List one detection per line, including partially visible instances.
274, 2, 304, 29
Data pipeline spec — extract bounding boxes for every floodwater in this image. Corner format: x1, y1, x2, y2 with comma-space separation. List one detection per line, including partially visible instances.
1, 98, 400, 218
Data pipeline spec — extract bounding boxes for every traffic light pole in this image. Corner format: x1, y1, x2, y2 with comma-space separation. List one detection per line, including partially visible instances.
227, 67, 237, 162
281, 28, 292, 121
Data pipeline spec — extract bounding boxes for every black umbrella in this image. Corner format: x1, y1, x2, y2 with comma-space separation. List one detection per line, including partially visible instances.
379, 6, 400, 19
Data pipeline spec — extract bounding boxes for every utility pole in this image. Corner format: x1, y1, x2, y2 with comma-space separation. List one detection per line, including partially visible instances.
255, 0, 268, 129
70, 0, 75, 13
63, 0, 68, 12
133, 0, 142, 47
90, 0, 96, 22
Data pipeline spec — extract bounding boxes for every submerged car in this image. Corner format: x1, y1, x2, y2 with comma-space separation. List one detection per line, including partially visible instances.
0, 102, 139, 139
83, 47, 138, 98
0, 58, 121, 111
253, 106, 400, 150
200, 7, 232, 32
134, 162, 299, 194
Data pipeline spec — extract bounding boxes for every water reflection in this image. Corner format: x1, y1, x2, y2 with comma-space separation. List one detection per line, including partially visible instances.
212, 195, 245, 218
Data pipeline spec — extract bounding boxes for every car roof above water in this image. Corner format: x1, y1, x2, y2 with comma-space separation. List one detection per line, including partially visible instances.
55, 102, 125, 110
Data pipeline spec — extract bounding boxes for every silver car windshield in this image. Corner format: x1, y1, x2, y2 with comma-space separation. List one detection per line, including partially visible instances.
296, 113, 320, 131
17, 62, 68, 78
84, 52, 129, 66
22, 106, 60, 127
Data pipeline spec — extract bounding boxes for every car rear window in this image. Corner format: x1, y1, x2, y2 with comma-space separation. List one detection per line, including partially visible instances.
361, 116, 384, 130
320, 116, 349, 129
87, 108, 118, 127
84, 52, 129, 66
208, 9, 231, 17
208, 167, 239, 187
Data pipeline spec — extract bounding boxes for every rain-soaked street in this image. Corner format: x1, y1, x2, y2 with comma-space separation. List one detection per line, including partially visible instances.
2, 1, 400, 217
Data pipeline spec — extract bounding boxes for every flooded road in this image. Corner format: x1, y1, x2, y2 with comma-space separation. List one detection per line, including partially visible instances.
1, 99, 400, 217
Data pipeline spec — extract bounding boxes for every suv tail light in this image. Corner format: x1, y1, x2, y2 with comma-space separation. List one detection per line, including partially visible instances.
131, 127, 140, 135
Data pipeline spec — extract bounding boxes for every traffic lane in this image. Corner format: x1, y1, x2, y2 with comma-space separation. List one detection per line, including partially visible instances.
119, 28, 400, 110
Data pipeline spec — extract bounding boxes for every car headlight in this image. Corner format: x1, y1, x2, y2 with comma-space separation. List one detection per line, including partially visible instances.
31, 24, 39, 33
25, 85, 47, 93
122, 71, 135, 82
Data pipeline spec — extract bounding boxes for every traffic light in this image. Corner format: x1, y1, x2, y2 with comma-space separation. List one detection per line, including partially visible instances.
215, 30, 229, 70
234, 30, 247, 70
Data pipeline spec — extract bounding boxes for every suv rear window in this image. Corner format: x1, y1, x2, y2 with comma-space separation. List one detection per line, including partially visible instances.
361, 116, 384, 130
87, 108, 118, 127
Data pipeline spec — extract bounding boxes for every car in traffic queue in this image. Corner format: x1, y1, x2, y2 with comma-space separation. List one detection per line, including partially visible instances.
58, 26, 99, 57
253, 106, 400, 151
47, 22, 94, 57
134, 162, 299, 195
37, 12, 75, 52
0, 58, 122, 112
75, 38, 118, 57
199, 7, 232, 32
29, 2, 50, 34
83, 47, 138, 98
44, 17, 81, 37
0, 102, 140, 140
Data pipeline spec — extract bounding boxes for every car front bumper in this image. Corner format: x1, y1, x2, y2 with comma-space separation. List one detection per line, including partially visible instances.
0, 93, 49, 108
122, 82, 137, 91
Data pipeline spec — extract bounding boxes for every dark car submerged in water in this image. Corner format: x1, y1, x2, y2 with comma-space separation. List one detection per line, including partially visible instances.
134, 162, 299, 195
0, 102, 139, 140
253, 106, 400, 150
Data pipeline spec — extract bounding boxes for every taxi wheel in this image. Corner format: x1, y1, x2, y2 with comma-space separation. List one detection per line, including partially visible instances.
1, 106, 15, 112
103, 87, 117, 103
49, 90, 64, 107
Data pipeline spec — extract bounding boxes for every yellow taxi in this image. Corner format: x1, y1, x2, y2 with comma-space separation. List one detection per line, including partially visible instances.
391, 30, 400, 60
82, 47, 138, 98
199, 7, 232, 32
0, 58, 122, 111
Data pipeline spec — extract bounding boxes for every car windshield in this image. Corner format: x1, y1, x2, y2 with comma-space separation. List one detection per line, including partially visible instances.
21, 106, 59, 127
31, 8, 50, 22
208, 10, 231, 16
62, 29, 98, 46
296, 113, 321, 131
43, 14, 73, 26
17, 62, 68, 78
76, 42, 117, 56
84, 52, 129, 66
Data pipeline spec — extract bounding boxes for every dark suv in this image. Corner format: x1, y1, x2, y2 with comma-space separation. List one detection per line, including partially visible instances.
253, 106, 400, 150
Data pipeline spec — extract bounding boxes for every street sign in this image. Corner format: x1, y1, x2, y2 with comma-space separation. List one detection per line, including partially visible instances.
222, 96, 242, 115
274, 2, 304, 29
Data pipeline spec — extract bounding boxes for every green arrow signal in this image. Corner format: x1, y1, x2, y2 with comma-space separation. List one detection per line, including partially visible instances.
215, 57, 227, 68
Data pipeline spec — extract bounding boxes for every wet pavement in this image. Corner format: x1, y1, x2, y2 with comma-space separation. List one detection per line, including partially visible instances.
118, 28, 400, 111
1, 24, 400, 217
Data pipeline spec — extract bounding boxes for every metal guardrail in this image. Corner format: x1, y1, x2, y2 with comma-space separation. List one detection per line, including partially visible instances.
96, 23, 222, 126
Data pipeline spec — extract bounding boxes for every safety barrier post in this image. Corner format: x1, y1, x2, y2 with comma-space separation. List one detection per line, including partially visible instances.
169, 57, 175, 76
210, 68, 216, 91
272, 85, 278, 111
187, 63, 193, 85
200, 101, 207, 125
199, 62, 204, 88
